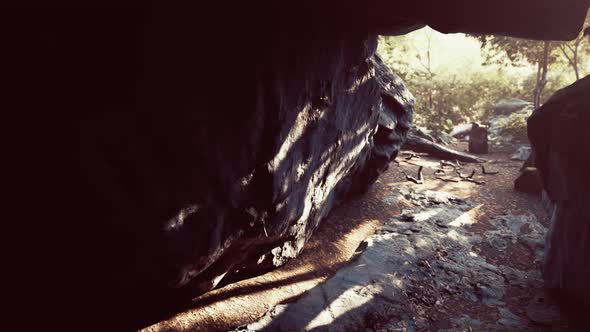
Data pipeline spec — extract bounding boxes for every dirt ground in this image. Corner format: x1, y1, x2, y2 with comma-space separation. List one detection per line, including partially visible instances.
144, 143, 551, 332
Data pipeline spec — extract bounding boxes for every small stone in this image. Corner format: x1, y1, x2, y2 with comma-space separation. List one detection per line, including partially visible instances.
497, 307, 525, 328
399, 214, 415, 222
435, 220, 449, 228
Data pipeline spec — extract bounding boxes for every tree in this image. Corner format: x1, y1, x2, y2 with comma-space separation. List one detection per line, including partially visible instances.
533, 41, 551, 108
378, 31, 530, 132
473, 36, 558, 108
555, 14, 590, 81
557, 37, 584, 80
472, 10, 589, 106
413, 29, 436, 115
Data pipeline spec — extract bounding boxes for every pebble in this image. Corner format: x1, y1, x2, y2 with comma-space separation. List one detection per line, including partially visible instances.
410, 225, 422, 232
435, 220, 449, 228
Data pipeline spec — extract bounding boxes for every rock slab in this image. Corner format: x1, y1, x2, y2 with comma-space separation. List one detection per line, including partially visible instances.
240, 188, 545, 331
528, 75, 590, 325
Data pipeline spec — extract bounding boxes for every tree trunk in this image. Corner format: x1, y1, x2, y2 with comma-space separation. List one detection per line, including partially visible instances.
533, 61, 542, 108
559, 41, 580, 81
572, 43, 580, 81
403, 134, 485, 163
534, 41, 551, 109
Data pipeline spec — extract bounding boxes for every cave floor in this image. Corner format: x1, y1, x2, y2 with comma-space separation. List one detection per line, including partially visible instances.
144, 143, 564, 332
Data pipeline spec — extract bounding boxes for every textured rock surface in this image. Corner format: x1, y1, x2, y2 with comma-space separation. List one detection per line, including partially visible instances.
150, 43, 415, 296
494, 99, 533, 117
511, 146, 532, 161
514, 168, 543, 195
239, 188, 545, 331
410, 126, 457, 146
528, 75, 590, 325
106, 33, 415, 329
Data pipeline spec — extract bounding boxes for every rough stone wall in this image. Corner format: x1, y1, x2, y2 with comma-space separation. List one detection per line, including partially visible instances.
156, 36, 415, 296
528, 75, 590, 325
74, 25, 415, 329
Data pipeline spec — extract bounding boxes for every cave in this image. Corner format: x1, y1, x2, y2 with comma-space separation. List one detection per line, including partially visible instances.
5, 1, 590, 331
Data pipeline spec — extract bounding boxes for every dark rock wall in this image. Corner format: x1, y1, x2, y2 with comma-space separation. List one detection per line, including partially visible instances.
369, 0, 590, 40
528, 75, 590, 324
154, 37, 415, 295
71, 19, 415, 328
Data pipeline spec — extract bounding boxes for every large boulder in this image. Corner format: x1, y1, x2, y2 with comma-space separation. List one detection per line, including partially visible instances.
489, 99, 535, 147
450, 123, 474, 139
81, 32, 415, 330
410, 126, 457, 145
494, 98, 533, 117
514, 167, 543, 195
140, 41, 415, 295
528, 75, 590, 325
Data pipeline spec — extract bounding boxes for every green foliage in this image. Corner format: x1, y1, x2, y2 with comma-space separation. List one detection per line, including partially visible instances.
472, 10, 589, 103
407, 75, 516, 132
474, 35, 558, 67
554, 13, 590, 80
378, 33, 529, 132
489, 108, 533, 145
378, 14, 589, 133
